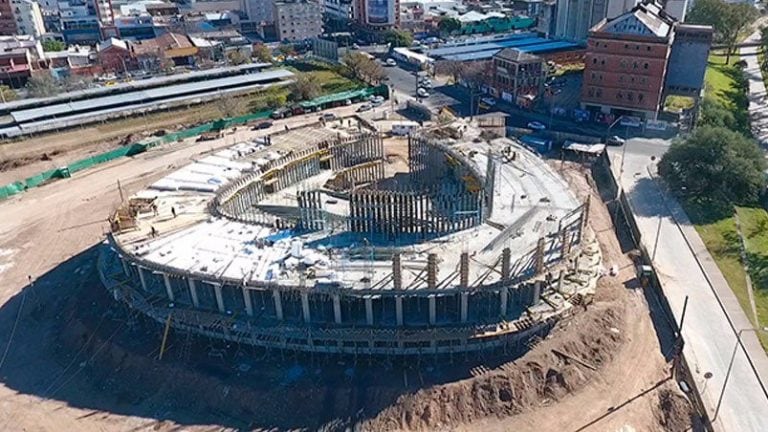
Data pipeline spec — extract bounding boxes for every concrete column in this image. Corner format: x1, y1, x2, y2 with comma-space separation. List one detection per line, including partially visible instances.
137, 266, 148, 291
213, 283, 225, 313
500, 288, 508, 317
187, 278, 199, 307
532, 281, 542, 305
301, 292, 311, 323
243, 287, 253, 316
162, 273, 175, 301
428, 295, 436, 325
395, 296, 404, 326
365, 297, 374, 325
333, 294, 342, 324
273, 290, 284, 320
460, 292, 468, 323
120, 256, 130, 276
558, 270, 564, 292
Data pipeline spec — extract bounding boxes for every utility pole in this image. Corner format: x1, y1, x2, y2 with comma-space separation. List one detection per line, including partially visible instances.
117, 179, 124, 203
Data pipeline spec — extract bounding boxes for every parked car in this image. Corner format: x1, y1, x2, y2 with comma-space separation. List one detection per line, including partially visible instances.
417, 87, 429, 98
252, 121, 273, 130
481, 97, 497, 106
606, 135, 626, 146
386, 58, 397, 67
527, 121, 546, 131
319, 112, 337, 122
271, 107, 292, 119
357, 103, 373, 112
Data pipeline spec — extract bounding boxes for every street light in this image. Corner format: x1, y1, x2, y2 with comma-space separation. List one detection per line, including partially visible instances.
713, 327, 768, 422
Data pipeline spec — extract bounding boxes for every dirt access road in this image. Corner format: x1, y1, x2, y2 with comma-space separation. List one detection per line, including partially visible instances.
0, 113, 693, 432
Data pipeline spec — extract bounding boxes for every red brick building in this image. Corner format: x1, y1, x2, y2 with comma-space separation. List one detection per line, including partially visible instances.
97, 37, 136, 74
491, 48, 547, 106
581, 1, 675, 119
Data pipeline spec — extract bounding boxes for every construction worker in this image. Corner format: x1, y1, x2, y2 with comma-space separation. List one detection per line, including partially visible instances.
171, 207, 177, 218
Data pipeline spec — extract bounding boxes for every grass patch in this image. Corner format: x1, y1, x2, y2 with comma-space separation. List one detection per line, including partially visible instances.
686, 201, 768, 350
704, 50, 750, 134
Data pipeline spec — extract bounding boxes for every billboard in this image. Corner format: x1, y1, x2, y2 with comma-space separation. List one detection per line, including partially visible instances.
367, 0, 393, 25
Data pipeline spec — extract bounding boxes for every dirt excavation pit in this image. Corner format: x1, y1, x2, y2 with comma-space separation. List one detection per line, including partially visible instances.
0, 128, 701, 432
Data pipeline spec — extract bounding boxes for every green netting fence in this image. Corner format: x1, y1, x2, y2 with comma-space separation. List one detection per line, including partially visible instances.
0, 85, 389, 200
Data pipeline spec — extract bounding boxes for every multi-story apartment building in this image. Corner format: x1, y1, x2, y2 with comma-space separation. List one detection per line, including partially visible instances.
273, 0, 323, 41
555, 0, 637, 42
580, 1, 712, 119
354, 0, 399, 28
0, 35, 43, 87
12, 0, 47, 38
0, 0, 19, 35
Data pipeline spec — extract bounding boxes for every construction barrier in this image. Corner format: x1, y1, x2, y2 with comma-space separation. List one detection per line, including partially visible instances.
0, 85, 390, 201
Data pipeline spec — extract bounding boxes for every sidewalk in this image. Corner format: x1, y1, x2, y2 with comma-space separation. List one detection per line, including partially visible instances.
742, 31, 768, 145
608, 146, 768, 431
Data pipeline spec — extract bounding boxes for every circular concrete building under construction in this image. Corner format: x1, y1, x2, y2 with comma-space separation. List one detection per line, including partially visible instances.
98, 118, 601, 356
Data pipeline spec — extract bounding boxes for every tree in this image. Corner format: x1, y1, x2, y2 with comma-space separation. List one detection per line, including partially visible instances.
215, 95, 246, 118
687, 0, 758, 63
26, 73, 60, 98
698, 97, 737, 130
438, 17, 461, 36
278, 43, 295, 57
253, 44, 273, 63
63, 74, 93, 91
0, 85, 16, 102
658, 125, 766, 206
289, 73, 321, 101
342, 52, 385, 84
41, 39, 66, 52
227, 49, 251, 66
384, 30, 413, 48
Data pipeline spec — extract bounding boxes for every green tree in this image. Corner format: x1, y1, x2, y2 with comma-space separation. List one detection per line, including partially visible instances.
41, 39, 66, 52
698, 97, 737, 130
253, 44, 273, 63
227, 49, 251, 65
438, 17, 461, 36
0, 85, 17, 102
26, 73, 60, 98
658, 125, 766, 206
278, 43, 295, 57
289, 73, 321, 101
384, 30, 413, 48
687, 0, 757, 63
342, 52, 385, 84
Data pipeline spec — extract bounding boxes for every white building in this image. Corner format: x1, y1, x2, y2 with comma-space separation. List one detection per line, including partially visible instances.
244, 0, 276, 24
555, 0, 638, 42
12, 0, 47, 38
273, 0, 323, 41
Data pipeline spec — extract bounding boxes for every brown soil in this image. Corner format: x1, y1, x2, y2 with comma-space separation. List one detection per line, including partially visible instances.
0, 129, 698, 432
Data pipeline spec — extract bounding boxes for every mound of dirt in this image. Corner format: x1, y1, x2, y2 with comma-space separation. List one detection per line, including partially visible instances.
360, 304, 625, 431
655, 388, 694, 432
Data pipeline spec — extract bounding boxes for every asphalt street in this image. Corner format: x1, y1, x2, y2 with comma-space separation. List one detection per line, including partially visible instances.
608, 141, 768, 432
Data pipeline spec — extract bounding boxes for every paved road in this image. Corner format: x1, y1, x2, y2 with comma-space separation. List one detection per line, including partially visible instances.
608, 141, 768, 432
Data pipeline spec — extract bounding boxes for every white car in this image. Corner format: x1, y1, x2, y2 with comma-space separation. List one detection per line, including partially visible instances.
606, 135, 626, 146
385, 58, 397, 67
481, 97, 497, 106
417, 87, 429, 98
527, 121, 546, 131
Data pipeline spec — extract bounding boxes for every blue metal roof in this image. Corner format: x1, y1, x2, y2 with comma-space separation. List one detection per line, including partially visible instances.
437, 40, 581, 62
437, 32, 536, 49
521, 41, 580, 53
429, 37, 547, 57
